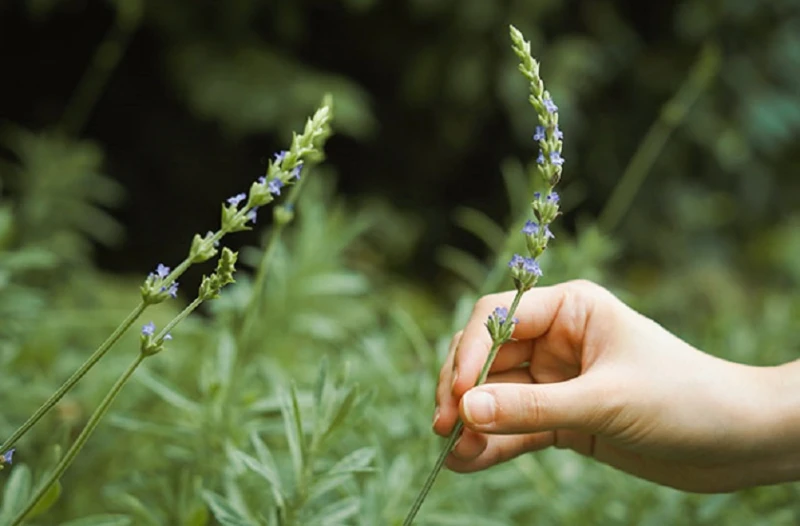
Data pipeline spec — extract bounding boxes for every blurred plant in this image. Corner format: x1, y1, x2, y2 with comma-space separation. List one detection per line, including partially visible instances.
0, 102, 333, 524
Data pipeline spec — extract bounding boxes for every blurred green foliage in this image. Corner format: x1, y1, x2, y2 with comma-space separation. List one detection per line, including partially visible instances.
1, 0, 800, 524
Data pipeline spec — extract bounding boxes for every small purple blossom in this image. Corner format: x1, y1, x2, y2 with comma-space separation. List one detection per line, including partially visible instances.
537, 152, 545, 165
274, 150, 288, 165
2, 448, 14, 465
258, 176, 267, 185
490, 306, 518, 326
155, 264, 170, 279
227, 193, 247, 207
550, 152, 565, 166
247, 207, 259, 224
142, 322, 156, 337
161, 282, 179, 298
290, 162, 303, 180
543, 97, 558, 114
522, 220, 554, 240
164, 333, 173, 341
533, 126, 546, 141
547, 192, 560, 203
268, 178, 284, 196
554, 125, 564, 140
509, 253, 542, 277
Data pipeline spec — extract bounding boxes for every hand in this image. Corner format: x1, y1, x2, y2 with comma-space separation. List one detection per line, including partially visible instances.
433, 280, 800, 493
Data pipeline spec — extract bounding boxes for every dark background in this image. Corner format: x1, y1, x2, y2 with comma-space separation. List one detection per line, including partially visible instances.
2, 0, 800, 286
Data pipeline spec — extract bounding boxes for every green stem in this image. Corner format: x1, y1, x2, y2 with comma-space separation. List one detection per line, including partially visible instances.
403, 290, 524, 525
158, 297, 204, 341
241, 175, 309, 346
0, 301, 146, 453
11, 354, 146, 525
597, 42, 720, 233
59, 1, 141, 136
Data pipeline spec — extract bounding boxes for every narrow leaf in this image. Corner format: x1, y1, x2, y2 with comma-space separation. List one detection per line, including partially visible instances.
0, 464, 32, 522
136, 368, 200, 414
329, 447, 376, 475
201, 491, 253, 526
281, 384, 306, 485
59, 515, 132, 526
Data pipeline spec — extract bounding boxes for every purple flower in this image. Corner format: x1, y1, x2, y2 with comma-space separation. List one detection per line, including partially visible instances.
155, 264, 170, 279
523, 258, 542, 276
290, 162, 303, 180
142, 322, 156, 337
258, 176, 267, 185
274, 150, 288, 165
164, 333, 173, 341
522, 220, 554, 239
537, 152, 545, 165
533, 126, 546, 141
227, 193, 247, 207
550, 152, 565, 166
508, 254, 525, 268
490, 307, 518, 326
247, 207, 259, 224
543, 97, 558, 114
554, 125, 564, 140
268, 178, 284, 196
161, 282, 179, 299
534, 192, 559, 204
509, 254, 542, 277
2, 448, 15, 465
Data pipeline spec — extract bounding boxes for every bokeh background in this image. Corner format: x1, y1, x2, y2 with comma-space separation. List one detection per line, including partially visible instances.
2, 0, 800, 524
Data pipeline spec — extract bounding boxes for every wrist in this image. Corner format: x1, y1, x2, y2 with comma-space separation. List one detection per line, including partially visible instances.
740, 360, 800, 485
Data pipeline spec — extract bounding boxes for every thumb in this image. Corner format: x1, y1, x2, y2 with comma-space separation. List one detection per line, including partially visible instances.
459, 379, 601, 434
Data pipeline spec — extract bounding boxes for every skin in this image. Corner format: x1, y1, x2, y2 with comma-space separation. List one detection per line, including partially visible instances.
433, 280, 800, 493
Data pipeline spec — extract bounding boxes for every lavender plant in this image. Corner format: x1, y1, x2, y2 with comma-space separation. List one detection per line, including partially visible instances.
402, 25, 565, 525
0, 102, 333, 524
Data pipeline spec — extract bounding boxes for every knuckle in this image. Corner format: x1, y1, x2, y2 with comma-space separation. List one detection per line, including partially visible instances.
521, 388, 546, 426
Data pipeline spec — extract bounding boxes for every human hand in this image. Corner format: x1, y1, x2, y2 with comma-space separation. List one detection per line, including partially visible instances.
434, 280, 800, 492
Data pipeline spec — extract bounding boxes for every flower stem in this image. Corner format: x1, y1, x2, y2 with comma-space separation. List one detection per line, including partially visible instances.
241, 174, 309, 346
11, 353, 146, 525
598, 41, 720, 233
0, 301, 146, 453
403, 289, 524, 525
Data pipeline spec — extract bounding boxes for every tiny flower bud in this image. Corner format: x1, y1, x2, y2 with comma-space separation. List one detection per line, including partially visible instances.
508, 253, 542, 291
190, 232, 219, 263
485, 306, 518, 343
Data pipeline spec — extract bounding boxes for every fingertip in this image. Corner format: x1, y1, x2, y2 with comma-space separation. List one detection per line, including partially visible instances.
432, 403, 459, 437
451, 429, 487, 461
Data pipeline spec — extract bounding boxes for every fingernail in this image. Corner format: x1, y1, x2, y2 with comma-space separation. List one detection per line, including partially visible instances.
450, 369, 459, 392
432, 406, 440, 428
463, 390, 495, 425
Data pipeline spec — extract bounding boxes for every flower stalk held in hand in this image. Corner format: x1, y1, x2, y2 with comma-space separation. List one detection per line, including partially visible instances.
402, 25, 564, 525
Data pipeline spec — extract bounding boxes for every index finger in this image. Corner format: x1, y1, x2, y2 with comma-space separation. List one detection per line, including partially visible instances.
451, 282, 581, 397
